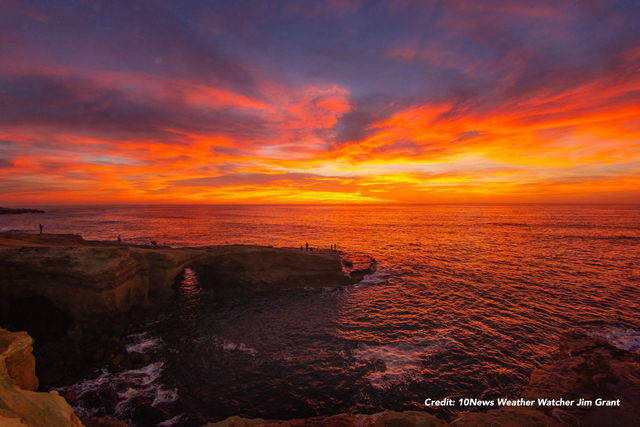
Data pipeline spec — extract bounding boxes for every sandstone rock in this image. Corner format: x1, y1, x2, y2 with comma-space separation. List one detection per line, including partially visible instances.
62, 390, 77, 405
0, 328, 83, 427
205, 416, 282, 427
550, 409, 582, 427
111, 354, 125, 366
205, 410, 449, 427
0, 411, 28, 427
80, 417, 129, 427
522, 332, 640, 427
0, 234, 204, 326
192, 246, 353, 292
558, 331, 608, 358
0, 234, 358, 327
0, 330, 38, 392
451, 407, 562, 427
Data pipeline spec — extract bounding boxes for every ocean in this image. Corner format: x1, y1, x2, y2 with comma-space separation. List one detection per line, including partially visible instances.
2, 204, 639, 425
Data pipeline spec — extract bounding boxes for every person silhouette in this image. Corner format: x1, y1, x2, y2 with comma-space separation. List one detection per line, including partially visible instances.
305, 242, 309, 251
39, 224, 43, 234
117, 235, 121, 243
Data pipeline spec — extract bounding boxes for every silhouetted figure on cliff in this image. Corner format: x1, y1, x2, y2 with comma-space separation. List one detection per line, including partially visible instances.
117, 235, 121, 243
39, 224, 43, 234
305, 242, 309, 251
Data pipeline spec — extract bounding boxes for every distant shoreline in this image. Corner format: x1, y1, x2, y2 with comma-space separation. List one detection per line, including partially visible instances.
0, 207, 45, 215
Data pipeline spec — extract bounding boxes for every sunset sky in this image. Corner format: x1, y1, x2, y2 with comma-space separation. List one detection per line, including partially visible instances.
1, 0, 639, 204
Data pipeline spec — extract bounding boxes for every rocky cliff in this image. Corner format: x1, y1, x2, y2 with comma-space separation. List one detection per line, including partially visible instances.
0, 234, 203, 325
0, 234, 366, 327
192, 245, 356, 291
0, 207, 45, 215
205, 411, 449, 427
0, 328, 83, 427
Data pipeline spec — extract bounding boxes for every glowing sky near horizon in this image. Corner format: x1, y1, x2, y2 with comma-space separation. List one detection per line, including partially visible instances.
1, 0, 639, 204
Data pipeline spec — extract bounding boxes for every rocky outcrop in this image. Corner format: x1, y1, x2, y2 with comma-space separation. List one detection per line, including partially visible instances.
0, 328, 83, 427
0, 329, 38, 392
205, 410, 450, 427
451, 407, 562, 427
0, 234, 203, 325
205, 331, 639, 427
192, 246, 358, 291
0, 207, 44, 215
0, 234, 364, 327
520, 330, 640, 427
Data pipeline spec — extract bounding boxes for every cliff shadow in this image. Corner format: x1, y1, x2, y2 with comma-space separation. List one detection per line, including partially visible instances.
173, 265, 256, 301
0, 295, 74, 350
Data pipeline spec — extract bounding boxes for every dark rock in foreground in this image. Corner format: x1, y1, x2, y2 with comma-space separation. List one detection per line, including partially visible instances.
205, 331, 640, 427
206, 411, 449, 427
0, 207, 45, 215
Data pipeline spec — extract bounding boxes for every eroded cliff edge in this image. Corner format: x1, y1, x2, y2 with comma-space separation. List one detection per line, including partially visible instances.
0, 328, 83, 427
0, 233, 372, 327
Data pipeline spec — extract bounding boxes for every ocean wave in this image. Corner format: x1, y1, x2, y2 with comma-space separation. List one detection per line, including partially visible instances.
353, 336, 458, 389
158, 414, 184, 426
218, 339, 257, 356
125, 334, 165, 353
60, 332, 175, 423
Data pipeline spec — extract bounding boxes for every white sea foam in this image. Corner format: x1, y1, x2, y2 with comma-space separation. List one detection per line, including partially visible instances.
219, 339, 257, 356
116, 361, 164, 388
158, 414, 184, 426
353, 337, 457, 388
593, 329, 640, 353
60, 332, 175, 422
112, 362, 177, 417
153, 387, 179, 406
125, 333, 164, 353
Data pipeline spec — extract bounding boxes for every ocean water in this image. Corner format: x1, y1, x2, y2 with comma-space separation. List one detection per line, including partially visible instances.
2, 204, 640, 425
